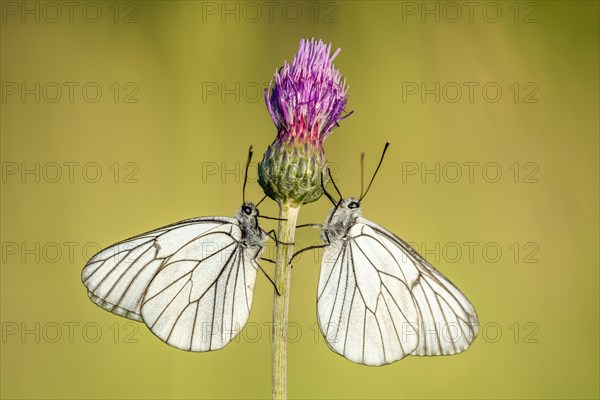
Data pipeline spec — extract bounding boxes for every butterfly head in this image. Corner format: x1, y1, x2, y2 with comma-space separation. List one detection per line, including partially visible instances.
324, 197, 362, 241
344, 198, 361, 210
236, 202, 266, 247
237, 202, 260, 223
241, 202, 259, 217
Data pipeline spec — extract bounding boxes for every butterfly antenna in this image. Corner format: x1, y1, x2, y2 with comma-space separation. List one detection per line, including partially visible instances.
359, 141, 390, 202
323, 167, 344, 224
321, 169, 337, 206
328, 167, 344, 201
255, 194, 268, 207
359, 152, 365, 199
242, 146, 253, 204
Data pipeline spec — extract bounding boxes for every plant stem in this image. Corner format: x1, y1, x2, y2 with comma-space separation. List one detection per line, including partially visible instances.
271, 203, 300, 400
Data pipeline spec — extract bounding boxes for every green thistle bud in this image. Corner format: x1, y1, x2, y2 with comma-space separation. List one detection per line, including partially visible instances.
259, 38, 351, 206
259, 139, 329, 206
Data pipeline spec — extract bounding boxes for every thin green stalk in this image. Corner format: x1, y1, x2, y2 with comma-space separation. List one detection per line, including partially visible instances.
271, 203, 300, 400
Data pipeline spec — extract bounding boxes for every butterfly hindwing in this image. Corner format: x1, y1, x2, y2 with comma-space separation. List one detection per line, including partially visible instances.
141, 222, 260, 351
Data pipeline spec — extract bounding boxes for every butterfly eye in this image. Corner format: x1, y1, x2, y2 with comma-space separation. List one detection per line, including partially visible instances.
348, 201, 360, 209
242, 205, 253, 215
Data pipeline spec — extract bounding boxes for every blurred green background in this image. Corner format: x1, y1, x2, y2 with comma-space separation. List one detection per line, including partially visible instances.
1, 1, 598, 399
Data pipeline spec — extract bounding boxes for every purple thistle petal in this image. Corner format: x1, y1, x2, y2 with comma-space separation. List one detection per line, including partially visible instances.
265, 38, 350, 146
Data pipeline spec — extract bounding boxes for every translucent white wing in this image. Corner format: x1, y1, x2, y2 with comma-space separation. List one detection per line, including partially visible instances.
318, 226, 420, 366
318, 218, 478, 366
141, 225, 260, 351
359, 218, 479, 356
81, 217, 237, 322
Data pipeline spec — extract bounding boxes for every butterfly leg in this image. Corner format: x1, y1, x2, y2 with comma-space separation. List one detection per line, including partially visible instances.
296, 223, 323, 229
289, 225, 331, 267
251, 247, 281, 296
258, 215, 287, 221
263, 228, 294, 246
289, 243, 329, 267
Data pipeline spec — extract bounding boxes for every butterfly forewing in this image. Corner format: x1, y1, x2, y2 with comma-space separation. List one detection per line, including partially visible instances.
360, 218, 479, 356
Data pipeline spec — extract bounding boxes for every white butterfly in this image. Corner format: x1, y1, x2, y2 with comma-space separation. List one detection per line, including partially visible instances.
82, 148, 274, 352
300, 144, 479, 366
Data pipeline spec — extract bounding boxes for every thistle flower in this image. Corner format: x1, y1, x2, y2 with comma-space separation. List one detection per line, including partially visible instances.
259, 38, 350, 206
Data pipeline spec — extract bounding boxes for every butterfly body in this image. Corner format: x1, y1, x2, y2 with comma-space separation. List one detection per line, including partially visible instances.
236, 202, 268, 250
